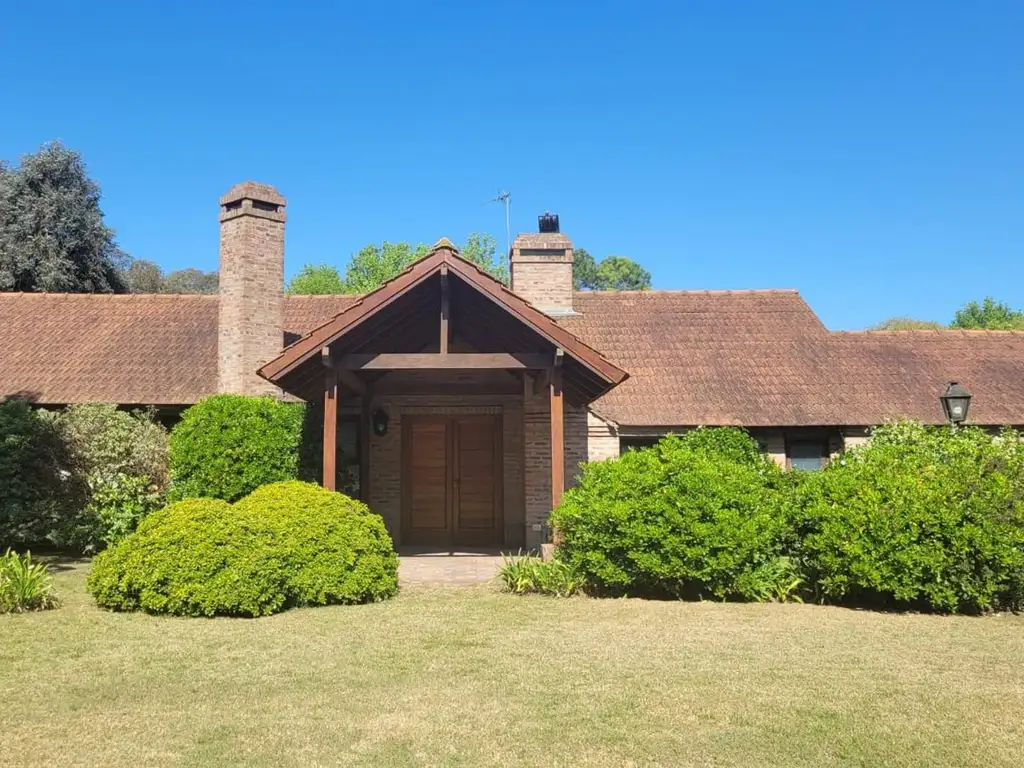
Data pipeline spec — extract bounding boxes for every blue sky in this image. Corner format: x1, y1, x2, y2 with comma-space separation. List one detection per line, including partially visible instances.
1, 1, 1021, 329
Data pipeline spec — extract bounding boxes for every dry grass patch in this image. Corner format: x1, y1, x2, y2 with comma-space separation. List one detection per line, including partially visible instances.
2, 561, 1024, 766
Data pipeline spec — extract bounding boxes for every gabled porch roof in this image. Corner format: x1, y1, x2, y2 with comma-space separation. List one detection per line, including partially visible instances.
258, 242, 629, 404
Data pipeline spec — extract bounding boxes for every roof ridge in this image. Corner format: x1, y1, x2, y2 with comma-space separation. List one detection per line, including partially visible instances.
284, 293, 363, 299
837, 329, 1024, 336
0, 292, 218, 300
573, 288, 800, 295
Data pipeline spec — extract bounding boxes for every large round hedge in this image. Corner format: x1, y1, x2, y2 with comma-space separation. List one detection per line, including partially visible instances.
234, 482, 399, 606
168, 395, 305, 502
551, 428, 790, 600
88, 482, 398, 617
790, 422, 1024, 613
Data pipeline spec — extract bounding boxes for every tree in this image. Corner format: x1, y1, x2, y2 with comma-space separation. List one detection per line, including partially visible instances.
0, 142, 128, 292
124, 259, 165, 293
287, 233, 508, 295
162, 268, 218, 295
460, 233, 508, 284
572, 248, 600, 290
951, 298, 1024, 330
573, 248, 651, 290
287, 264, 345, 295
869, 317, 944, 331
122, 259, 219, 295
339, 241, 430, 293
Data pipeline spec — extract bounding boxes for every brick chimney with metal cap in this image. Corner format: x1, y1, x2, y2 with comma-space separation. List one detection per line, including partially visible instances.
217, 181, 286, 395
509, 212, 575, 315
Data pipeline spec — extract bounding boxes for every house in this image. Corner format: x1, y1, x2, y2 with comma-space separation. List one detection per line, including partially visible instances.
2, 181, 1023, 550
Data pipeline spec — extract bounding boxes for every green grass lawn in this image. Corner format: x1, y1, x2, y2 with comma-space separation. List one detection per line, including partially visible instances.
3, 562, 1024, 767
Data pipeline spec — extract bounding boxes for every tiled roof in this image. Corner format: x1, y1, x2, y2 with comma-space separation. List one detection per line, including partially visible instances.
1, 290, 1022, 426
0, 294, 355, 405
560, 290, 832, 426
808, 331, 1024, 427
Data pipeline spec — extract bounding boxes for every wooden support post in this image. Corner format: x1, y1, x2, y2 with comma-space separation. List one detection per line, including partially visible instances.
549, 364, 564, 511
440, 264, 450, 355
359, 393, 371, 503
322, 348, 339, 492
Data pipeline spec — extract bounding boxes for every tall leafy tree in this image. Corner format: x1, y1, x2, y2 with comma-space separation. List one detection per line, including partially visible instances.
288, 234, 508, 295
459, 233, 508, 283
286, 264, 345, 295
951, 298, 1024, 330
339, 241, 431, 293
0, 142, 128, 292
573, 248, 651, 290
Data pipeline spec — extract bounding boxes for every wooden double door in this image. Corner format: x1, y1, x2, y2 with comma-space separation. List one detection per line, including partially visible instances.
402, 415, 504, 548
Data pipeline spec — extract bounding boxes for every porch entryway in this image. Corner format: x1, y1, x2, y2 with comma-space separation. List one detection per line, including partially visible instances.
256, 241, 628, 549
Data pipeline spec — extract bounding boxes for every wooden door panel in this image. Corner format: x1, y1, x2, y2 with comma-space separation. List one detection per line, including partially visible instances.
402, 415, 503, 548
454, 416, 502, 544
403, 418, 449, 543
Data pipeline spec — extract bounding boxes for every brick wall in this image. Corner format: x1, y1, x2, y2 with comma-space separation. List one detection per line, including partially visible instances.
510, 233, 574, 315
587, 411, 620, 462
217, 182, 286, 396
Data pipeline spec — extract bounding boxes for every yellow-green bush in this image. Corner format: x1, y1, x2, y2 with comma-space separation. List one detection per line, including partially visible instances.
234, 482, 399, 606
88, 482, 398, 617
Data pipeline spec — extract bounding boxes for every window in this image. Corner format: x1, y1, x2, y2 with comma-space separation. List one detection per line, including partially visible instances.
788, 440, 826, 471
620, 436, 663, 453
334, 417, 362, 498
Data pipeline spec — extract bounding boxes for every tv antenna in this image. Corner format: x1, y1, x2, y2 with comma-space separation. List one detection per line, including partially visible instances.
488, 190, 511, 271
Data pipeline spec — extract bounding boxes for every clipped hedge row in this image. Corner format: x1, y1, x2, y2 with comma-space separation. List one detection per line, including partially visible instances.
88, 481, 398, 617
550, 424, 1024, 613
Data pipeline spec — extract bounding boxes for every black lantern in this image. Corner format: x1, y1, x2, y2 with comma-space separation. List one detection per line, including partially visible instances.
940, 381, 972, 425
371, 408, 389, 436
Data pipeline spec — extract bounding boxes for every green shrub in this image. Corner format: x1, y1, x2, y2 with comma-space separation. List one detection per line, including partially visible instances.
88, 498, 288, 617
85, 472, 165, 547
498, 554, 584, 597
552, 428, 788, 600
88, 482, 398, 617
44, 404, 168, 551
0, 401, 168, 553
0, 399, 83, 549
168, 395, 306, 502
0, 549, 59, 613
234, 481, 399, 606
790, 422, 1024, 613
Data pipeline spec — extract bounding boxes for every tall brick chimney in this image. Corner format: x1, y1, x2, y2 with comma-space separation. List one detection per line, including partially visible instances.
510, 215, 575, 315
217, 181, 286, 395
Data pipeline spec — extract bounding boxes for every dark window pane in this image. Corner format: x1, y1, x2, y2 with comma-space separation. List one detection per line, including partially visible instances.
789, 441, 825, 471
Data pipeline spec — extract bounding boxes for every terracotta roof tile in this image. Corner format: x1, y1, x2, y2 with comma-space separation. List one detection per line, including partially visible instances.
1, 290, 1022, 427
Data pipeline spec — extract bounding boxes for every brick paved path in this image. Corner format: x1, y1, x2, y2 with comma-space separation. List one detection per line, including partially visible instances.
398, 549, 505, 586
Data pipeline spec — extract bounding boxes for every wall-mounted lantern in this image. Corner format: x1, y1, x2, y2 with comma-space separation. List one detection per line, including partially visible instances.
939, 381, 972, 425
372, 408, 390, 437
